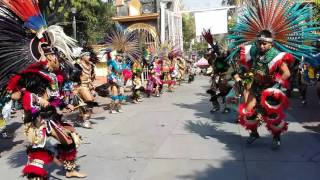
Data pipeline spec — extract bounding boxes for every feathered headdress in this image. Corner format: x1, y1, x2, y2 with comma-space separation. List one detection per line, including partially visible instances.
80, 45, 99, 64
228, 0, 320, 61
105, 26, 140, 61
0, 1, 78, 89
46, 25, 78, 62
202, 29, 215, 48
202, 29, 221, 56
0, 5, 34, 89
158, 42, 182, 60
1, 0, 47, 35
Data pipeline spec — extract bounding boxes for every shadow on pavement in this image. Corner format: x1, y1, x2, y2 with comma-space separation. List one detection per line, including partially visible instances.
6, 150, 27, 168
287, 86, 320, 133
173, 82, 320, 180
303, 124, 320, 134
0, 122, 23, 155
176, 131, 320, 180
90, 116, 106, 120
184, 120, 218, 139
177, 163, 243, 180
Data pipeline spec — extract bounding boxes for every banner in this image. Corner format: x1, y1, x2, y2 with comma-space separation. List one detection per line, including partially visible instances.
194, 9, 228, 36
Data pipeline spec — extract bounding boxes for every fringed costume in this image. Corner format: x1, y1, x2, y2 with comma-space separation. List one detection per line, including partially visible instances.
228, 0, 320, 149
159, 44, 182, 92
131, 60, 144, 103
107, 52, 129, 113
176, 57, 186, 85
202, 30, 233, 113
0, 1, 86, 178
73, 48, 99, 129
105, 26, 140, 113
207, 55, 233, 113
146, 58, 162, 97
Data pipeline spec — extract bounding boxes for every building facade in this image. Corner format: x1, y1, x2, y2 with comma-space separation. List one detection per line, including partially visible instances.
112, 0, 183, 50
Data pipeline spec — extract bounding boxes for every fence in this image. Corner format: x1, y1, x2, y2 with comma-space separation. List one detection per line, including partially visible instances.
141, 67, 149, 81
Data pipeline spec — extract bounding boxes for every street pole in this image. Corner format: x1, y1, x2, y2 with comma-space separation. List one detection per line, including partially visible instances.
71, 7, 77, 40
160, 2, 166, 43
72, 16, 77, 40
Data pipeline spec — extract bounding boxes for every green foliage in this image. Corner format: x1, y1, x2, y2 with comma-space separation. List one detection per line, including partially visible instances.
222, 0, 237, 6
192, 39, 208, 57
72, 1, 115, 44
313, 3, 320, 25
39, 0, 115, 45
228, 18, 236, 31
182, 13, 196, 51
38, 0, 72, 24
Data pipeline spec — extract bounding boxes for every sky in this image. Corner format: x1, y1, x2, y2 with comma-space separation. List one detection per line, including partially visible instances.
182, 0, 225, 11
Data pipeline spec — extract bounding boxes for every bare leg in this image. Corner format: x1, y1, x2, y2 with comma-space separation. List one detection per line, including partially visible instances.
50, 127, 87, 178
245, 92, 257, 112
110, 85, 119, 113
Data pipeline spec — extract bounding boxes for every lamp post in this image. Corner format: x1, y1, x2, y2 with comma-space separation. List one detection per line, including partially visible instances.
71, 7, 77, 40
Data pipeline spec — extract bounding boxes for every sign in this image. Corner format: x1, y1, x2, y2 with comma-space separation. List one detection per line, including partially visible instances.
194, 9, 228, 36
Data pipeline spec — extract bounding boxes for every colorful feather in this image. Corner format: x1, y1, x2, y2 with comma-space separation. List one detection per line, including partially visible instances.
46, 25, 78, 62
0, 5, 34, 89
157, 42, 182, 61
228, 0, 320, 62
0, 4, 77, 90
202, 29, 214, 47
105, 26, 141, 61
1, 0, 47, 32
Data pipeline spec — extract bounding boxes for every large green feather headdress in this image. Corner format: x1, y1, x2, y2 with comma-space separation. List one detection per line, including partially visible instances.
228, 0, 320, 62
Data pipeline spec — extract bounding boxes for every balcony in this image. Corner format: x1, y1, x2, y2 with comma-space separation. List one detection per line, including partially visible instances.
112, 13, 159, 22
115, 0, 157, 16
113, 0, 158, 23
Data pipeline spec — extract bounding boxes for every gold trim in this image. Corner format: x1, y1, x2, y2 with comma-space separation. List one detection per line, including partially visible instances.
112, 13, 159, 22
127, 23, 160, 48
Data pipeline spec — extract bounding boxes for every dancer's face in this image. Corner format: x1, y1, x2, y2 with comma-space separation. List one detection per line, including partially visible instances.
82, 54, 90, 63
116, 55, 123, 61
258, 41, 272, 53
11, 91, 21, 100
46, 54, 60, 70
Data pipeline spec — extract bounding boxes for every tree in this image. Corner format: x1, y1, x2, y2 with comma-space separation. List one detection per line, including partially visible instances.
222, 0, 237, 6
38, 0, 72, 25
71, 1, 115, 44
191, 37, 209, 57
39, 0, 115, 45
182, 13, 196, 52
313, 2, 320, 24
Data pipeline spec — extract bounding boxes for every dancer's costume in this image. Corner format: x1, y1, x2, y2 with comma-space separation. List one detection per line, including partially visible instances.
161, 58, 173, 87
187, 55, 197, 83
159, 44, 181, 91
297, 60, 320, 104
0, 1, 85, 179
107, 54, 125, 113
206, 55, 232, 113
202, 30, 233, 113
131, 60, 144, 102
228, 0, 320, 149
105, 26, 140, 112
176, 58, 186, 85
146, 58, 162, 97
61, 80, 76, 109
73, 48, 99, 128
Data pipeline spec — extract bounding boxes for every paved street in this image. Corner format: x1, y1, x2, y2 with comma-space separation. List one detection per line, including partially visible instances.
1, 75, 320, 180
